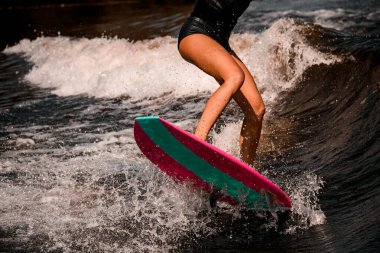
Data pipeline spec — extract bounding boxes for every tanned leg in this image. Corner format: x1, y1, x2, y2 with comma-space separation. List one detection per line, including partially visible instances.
179, 34, 245, 140
230, 53, 265, 165
178, 34, 265, 165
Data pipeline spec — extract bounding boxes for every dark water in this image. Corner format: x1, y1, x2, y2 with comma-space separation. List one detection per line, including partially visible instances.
1, 0, 379, 252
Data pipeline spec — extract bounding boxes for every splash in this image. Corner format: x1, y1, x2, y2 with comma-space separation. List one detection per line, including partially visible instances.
4, 18, 340, 107
231, 18, 341, 106
286, 173, 326, 233
0, 149, 215, 252
258, 8, 380, 31
210, 120, 242, 158
209, 121, 326, 233
1, 18, 337, 251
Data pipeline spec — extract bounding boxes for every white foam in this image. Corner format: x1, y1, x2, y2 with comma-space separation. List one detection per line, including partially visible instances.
1, 20, 335, 245
4, 18, 340, 107
210, 121, 242, 157
0, 149, 214, 252
231, 18, 340, 106
15, 138, 36, 147
210, 120, 326, 231
260, 8, 379, 31
287, 173, 326, 232
4, 36, 215, 99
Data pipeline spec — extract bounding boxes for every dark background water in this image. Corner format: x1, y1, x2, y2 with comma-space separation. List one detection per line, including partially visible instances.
0, 0, 193, 51
1, 0, 380, 252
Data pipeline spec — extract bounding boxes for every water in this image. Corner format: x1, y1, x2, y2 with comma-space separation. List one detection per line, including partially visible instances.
0, 0, 379, 252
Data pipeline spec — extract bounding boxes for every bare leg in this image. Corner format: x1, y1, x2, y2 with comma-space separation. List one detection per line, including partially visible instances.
178, 34, 265, 165
230, 53, 265, 165
179, 34, 245, 140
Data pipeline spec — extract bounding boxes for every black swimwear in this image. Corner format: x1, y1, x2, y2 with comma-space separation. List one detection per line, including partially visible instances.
178, 0, 251, 52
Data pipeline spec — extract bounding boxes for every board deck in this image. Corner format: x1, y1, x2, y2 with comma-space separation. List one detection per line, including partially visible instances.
134, 116, 292, 209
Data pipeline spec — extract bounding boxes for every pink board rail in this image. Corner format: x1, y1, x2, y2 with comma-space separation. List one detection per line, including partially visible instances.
134, 116, 292, 209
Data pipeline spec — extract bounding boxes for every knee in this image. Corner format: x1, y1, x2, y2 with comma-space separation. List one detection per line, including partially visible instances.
246, 102, 265, 120
255, 103, 266, 119
224, 69, 245, 94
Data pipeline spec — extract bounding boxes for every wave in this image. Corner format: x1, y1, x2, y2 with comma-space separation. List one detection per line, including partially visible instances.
1, 16, 379, 252
253, 9, 380, 32
4, 18, 341, 107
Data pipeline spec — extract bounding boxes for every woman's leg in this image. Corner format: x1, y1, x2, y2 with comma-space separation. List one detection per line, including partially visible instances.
230, 53, 265, 165
179, 34, 265, 165
179, 34, 245, 141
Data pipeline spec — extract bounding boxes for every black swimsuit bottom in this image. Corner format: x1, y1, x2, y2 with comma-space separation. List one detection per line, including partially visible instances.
178, 16, 233, 53
178, 0, 251, 53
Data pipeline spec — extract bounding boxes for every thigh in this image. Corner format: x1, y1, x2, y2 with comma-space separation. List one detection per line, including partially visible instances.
230, 53, 265, 117
178, 34, 242, 83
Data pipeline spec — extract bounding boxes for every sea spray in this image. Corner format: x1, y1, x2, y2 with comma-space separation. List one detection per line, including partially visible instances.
1, 18, 345, 252
4, 19, 340, 107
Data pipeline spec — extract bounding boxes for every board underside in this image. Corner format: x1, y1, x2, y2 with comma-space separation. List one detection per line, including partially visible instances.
134, 116, 292, 209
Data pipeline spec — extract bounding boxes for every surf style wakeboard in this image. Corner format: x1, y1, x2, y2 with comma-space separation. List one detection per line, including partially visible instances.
134, 116, 292, 209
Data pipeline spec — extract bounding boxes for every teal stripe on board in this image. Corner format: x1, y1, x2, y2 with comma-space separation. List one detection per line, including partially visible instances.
137, 117, 266, 207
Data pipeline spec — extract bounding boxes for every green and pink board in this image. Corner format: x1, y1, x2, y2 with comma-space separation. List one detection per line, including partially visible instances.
134, 116, 292, 209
